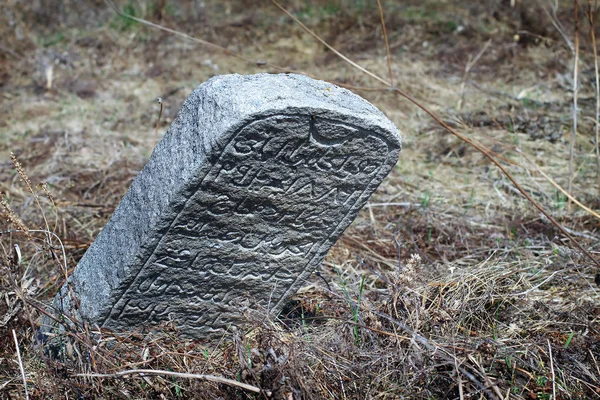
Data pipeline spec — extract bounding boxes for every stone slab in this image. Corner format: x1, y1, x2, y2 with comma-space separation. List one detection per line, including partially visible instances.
45, 73, 402, 339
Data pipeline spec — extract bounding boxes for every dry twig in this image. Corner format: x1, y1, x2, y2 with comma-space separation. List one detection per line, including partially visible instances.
153, 97, 163, 149
569, 0, 580, 212
548, 339, 556, 400
589, 0, 600, 194
542, 0, 575, 53
376, 0, 394, 87
76, 369, 261, 393
516, 149, 600, 221
457, 40, 492, 110
12, 330, 29, 400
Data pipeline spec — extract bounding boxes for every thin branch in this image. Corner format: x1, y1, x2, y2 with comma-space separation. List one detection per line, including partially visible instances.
516, 149, 600, 221
454, 351, 465, 400
77, 369, 261, 393
548, 340, 556, 400
376, 0, 394, 87
372, 310, 500, 399
271, 0, 390, 86
104, 0, 384, 95
391, 88, 600, 273
458, 40, 492, 110
0, 229, 69, 280
589, 0, 600, 195
302, 310, 538, 396
467, 354, 504, 399
12, 330, 30, 400
153, 97, 163, 148
542, 0, 575, 53
569, 0, 580, 212
475, 118, 600, 221
103, 0, 287, 73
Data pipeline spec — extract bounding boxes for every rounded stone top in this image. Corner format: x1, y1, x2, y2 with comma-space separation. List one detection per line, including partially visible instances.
193, 73, 402, 153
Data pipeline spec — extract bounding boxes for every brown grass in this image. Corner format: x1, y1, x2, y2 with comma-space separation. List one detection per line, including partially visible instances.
1, 1, 599, 399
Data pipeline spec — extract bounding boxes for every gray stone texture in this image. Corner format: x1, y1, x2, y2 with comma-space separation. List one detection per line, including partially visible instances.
47, 73, 402, 339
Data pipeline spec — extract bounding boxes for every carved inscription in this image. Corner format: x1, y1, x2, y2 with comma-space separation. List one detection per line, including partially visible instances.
101, 114, 392, 335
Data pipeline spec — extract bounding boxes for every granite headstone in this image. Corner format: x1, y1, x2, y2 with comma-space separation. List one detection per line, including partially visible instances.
45, 73, 402, 339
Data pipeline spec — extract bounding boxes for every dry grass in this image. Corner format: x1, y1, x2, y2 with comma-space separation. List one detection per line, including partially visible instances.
1, 0, 600, 399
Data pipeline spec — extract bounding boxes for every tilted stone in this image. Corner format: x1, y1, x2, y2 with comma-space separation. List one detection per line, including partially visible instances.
45, 73, 402, 339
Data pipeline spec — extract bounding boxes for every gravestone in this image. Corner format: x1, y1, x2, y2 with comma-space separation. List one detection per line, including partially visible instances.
45, 73, 402, 339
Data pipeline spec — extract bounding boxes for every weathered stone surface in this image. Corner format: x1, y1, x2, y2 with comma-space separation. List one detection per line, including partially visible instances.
46, 73, 402, 339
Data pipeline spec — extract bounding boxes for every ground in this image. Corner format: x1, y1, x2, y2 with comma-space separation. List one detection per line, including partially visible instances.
1, 0, 599, 399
